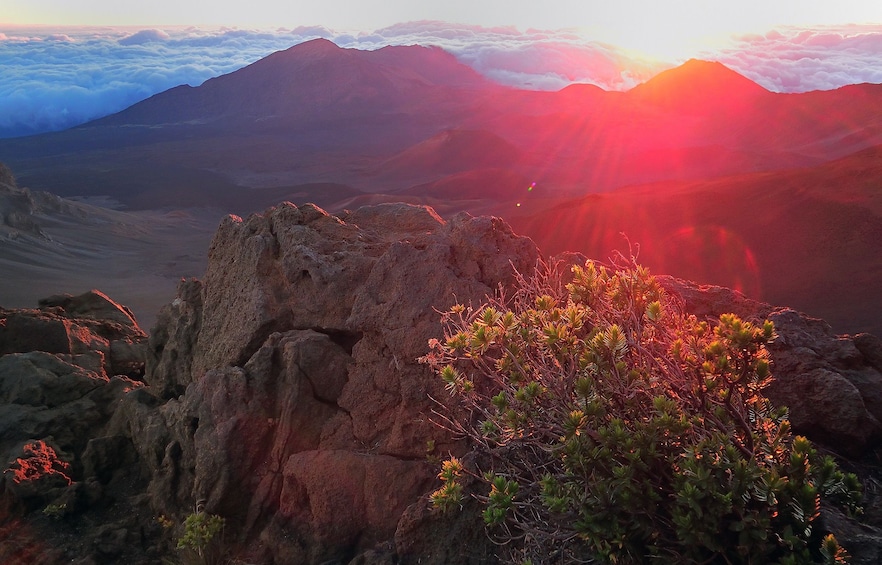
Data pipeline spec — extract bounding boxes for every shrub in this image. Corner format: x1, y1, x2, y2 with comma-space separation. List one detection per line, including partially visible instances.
421, 256, 861, 564
175, 504, 226, 565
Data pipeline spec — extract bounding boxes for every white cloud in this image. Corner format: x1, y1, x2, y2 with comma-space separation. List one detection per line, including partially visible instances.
118, 29, 170, 45
0, 22, 881, 138
706, 25, 882, 92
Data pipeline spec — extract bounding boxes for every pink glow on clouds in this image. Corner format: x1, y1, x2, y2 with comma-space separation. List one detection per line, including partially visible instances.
709, 25, 882, 91
1, 21, 881, 137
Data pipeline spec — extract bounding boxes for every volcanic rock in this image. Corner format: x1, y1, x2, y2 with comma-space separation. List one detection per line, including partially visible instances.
138, 201, 540, 563
0, 289, 147, 378
3, 202, 882, 564
0, 292, 151, 563
661, 277, 882, 456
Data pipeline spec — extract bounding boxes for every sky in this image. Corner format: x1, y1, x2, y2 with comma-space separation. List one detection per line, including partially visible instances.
2, 1, 882, 137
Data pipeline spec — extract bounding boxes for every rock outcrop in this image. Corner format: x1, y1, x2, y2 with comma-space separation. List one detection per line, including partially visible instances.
0, 290, 151, 563
0, 168, 101, 242
2, 202, 881, 564
662, 277, 882, 457
135, 202, 540, 563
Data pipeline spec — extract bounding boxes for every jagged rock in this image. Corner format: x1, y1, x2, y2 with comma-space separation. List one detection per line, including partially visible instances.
661, 279, 882, 457
0, 174, 50, 240
145, 278, 203, 398
0, 291, 152, 564
658, 275, 772, 321
0, 352, 143, 462
1, 440, 72, 507
188, 330, 355, 526
39, 291, 141, 329
141, 202, 540, 563
855, 332, 882, 372
763, 309, 882, 456
0, 289, 148, 378
0, 162, 16, 188
279, 450, 431, 563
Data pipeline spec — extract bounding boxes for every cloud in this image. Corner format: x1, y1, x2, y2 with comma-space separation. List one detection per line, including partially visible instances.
0, 26, 306, 137
0, 22, 881, 138
119, 29, 170, 45
342, 21, 669, 90
703, 25, 882, 92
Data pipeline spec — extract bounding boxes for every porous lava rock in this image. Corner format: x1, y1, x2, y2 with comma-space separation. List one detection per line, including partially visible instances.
138, 202, 540, 563
0, 291, 152, 564
0, 289, 147, 378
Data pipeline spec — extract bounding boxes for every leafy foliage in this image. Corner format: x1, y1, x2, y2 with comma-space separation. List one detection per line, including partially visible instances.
175, 506, 226, 565
421, 257, 861, 564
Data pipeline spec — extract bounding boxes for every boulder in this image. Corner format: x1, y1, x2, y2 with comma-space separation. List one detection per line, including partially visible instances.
763, 308, 882, 456
142, 202, 541, 562
0, 289, 148, 378
0, 292, 152, 564
661, 278, 882, 457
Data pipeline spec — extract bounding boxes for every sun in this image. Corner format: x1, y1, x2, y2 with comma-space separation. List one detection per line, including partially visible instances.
605, 27, 711, 62
568, 1, 781, 63
579, 19, 738, 63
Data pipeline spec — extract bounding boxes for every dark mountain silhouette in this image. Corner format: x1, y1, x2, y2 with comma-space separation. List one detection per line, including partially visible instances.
91, 38, 493, 128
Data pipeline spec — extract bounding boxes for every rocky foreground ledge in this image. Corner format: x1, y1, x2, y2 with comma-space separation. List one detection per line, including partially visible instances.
1, 202, 882, 564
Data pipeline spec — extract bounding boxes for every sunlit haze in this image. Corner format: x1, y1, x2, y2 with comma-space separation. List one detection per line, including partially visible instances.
7, 1, 882, 44
2, 1, 882, 137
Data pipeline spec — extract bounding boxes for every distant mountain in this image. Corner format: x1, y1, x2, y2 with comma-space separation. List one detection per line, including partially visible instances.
2, 40, 882, 339
627, 59, 770, 112
2, 39, 882, 208
90, 38, 494, 129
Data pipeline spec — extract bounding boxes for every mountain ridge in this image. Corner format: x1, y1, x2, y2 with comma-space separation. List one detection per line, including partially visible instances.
7, 40, 882, 203
90, 38, 495, 128
627, 58, 771, 109
2, 39, 882, 340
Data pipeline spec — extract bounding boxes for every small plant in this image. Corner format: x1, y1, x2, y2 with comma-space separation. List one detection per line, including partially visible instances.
430, 457, 464, 513
425, 439, 441, 465
422, 256, 861, 564
176, 502, 225, 565
42, 503, 67, 519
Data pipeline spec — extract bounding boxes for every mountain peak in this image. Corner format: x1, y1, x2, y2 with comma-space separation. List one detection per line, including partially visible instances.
628, 59, 769, 109
286, 37, 343, 55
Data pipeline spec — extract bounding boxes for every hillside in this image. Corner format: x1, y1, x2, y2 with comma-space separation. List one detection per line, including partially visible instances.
507, 144, 882, 335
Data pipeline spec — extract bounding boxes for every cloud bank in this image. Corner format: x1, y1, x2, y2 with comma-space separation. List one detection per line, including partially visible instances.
1, 22, 881, 138
712, 26, 882, 91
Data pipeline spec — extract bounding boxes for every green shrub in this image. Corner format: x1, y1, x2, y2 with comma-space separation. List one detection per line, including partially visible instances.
421, 257, 861, 564
175, 505, 226, 565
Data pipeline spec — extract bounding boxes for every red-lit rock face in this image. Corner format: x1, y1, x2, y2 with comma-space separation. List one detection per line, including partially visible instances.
140, 202, 541, 563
